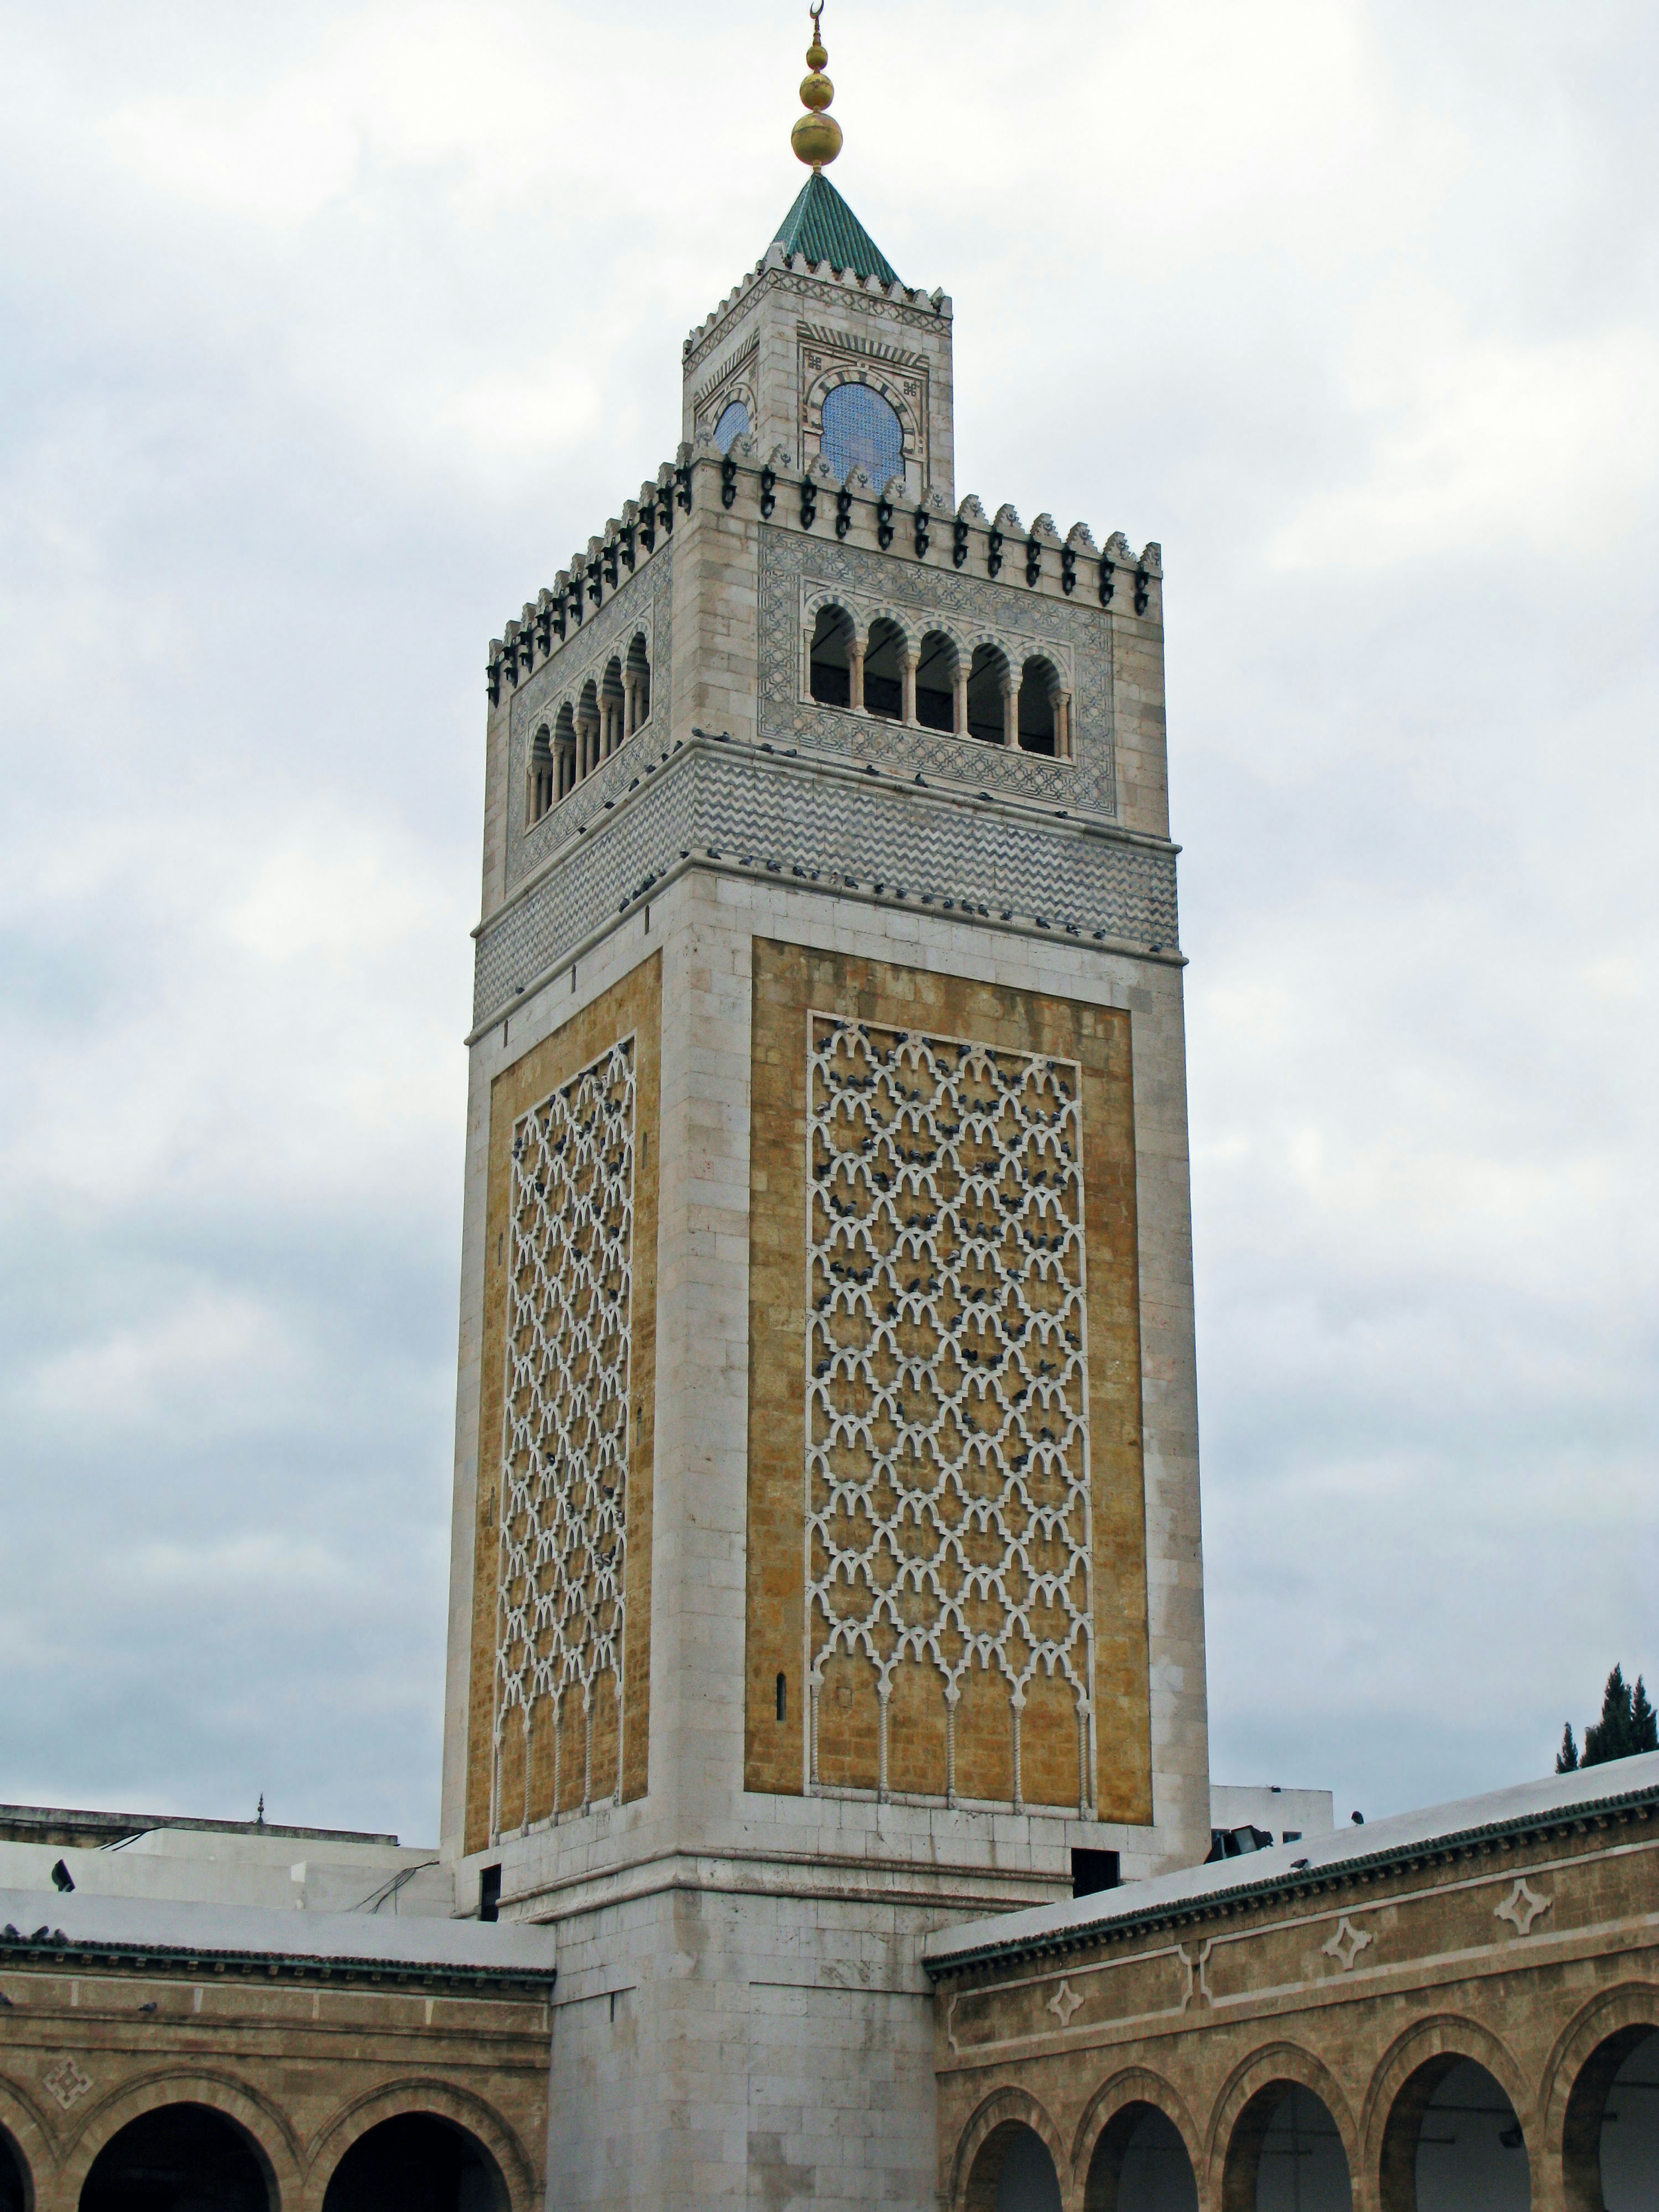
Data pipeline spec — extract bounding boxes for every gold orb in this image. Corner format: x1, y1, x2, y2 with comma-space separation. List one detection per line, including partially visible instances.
806, 34, 827, 67
791, 110, 843, 167
799, 69, 834, 112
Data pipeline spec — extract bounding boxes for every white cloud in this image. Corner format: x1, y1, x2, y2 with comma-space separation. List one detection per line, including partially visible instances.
1273, 324, 1659, 566
0, 0, 1653, 1842
26, 1293, 300, 1429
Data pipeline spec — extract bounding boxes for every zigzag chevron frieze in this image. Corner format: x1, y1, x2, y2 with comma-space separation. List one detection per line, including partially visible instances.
472, 747, 1179, 1029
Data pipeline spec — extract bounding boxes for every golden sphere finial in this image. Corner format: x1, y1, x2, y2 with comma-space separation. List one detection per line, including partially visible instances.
792, 1, 842, 169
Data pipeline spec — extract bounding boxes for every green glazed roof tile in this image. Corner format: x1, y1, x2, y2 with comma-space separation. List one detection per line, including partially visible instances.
771, 172, 899, 286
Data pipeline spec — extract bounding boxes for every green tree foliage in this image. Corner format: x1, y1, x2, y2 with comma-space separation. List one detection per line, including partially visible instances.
1571, 1665, 1659, 1769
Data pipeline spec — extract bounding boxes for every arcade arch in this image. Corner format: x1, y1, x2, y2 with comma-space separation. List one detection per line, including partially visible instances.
965, 642, 1012, 745
1379, 2056, 1529, 2212
321, 2110, 510, 2211
1084, 2101, 1198, 2212
809, 603, 855, 708
0, 2130, 22, 2212
961, 2119, 1063, 2212
915, 629, 960, 731
864, 617, 907, 720
1224, 2081, 1354, 2212
1558, 2013, 1659, 2212
79, 2101, 272, 2212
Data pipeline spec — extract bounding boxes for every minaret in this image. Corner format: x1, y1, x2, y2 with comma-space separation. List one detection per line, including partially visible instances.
442, 12, 1209, 2202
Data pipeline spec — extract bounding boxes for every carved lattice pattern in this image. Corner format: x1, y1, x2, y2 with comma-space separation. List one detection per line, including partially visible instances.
493, 1036, 636, 1838
804, 1014, 1095, 1812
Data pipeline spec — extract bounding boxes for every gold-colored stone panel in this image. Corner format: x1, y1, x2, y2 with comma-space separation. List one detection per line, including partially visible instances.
744, 940, 1150, 1821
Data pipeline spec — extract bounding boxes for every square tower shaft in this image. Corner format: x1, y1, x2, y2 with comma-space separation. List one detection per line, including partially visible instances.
445, 217, 1207, 2211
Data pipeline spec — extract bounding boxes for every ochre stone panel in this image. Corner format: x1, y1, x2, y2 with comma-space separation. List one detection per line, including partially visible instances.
465, 954, 661, 1856
744, 940, 1150, 1822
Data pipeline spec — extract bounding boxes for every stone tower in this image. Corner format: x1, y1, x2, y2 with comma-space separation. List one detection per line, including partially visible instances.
441, 28, 1208, 2206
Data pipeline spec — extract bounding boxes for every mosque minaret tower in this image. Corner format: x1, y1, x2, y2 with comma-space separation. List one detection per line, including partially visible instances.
442, 14, 1209, 2202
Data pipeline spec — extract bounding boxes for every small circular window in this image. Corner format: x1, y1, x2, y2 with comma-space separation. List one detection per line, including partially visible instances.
820, 382, 904, 488
714, 400, 750, 453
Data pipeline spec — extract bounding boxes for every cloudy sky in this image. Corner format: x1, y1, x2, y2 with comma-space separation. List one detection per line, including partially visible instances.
0, 0, 1653, 1847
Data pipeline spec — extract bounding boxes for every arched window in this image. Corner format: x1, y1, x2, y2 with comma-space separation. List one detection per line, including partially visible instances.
1018, 657, 1060, 756
321, 2113, 509, 2212
577, 679, 601, 781
820, 382, 904, 488
864, 619, 906, 720
714, 399, 750, 452
625, 631, 651, 734
915, 631, 959, 732
601, 658, 626, 760
554, 702, 577, 798
82, 2104, 270, 2212
966, 643, 1011, 745
809, 605, 855, 708
528, 725, 555, 824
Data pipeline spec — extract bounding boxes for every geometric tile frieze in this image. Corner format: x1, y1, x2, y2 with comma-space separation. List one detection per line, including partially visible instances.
805, 1013, 1096, 1816
473, 748, 1179, 1027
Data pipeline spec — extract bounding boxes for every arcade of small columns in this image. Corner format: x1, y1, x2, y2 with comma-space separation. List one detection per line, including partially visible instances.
528, 631, 652, 823
808, 603, 1075, 759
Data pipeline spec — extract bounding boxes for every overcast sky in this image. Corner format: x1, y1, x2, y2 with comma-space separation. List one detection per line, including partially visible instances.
0, 0, 1653, 1847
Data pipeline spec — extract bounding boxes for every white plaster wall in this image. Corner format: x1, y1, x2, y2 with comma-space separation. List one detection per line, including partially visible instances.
0, 1833, 451, 1917
1210, 1785, 1336, 1842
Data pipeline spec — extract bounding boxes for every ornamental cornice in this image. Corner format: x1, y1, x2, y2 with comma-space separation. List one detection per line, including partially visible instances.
685, 264, 951, 379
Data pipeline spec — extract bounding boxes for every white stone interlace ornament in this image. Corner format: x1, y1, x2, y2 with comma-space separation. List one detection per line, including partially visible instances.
493, 1035, 636, 1838
804, 1013, 1094, 1812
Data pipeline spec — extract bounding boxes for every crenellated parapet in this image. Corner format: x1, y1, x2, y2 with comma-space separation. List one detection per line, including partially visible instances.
487, 434, 1161, 714
487, 457, 692, 709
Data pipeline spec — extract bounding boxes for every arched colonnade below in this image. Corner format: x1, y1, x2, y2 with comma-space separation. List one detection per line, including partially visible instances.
948, 2006, 1659, 2212
0, 2077, 538, 2211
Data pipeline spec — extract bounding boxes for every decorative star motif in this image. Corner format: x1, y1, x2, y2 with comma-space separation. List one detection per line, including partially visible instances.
1176, 1939, 1215, 2008
1046, 1979, 1084, 2028
44, 2056, 92, 2110
1495, 1878, 1551, 1936
1322, 1917, 1373, 1971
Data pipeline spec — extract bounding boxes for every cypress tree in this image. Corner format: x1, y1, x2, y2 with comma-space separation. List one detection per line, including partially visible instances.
1632, 1676, 1658, 1755
1583, 1664, 1637, 1767
1555, 1723, 1579, 1774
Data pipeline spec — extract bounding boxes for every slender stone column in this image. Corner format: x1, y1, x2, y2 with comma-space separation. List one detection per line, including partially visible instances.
953, 667, 969, 737
1001, 679, 1018, 747
848, 637, 867, 714
623, 675, 639, 739
899, 649, 917, 726
1055, 690, 1072, 759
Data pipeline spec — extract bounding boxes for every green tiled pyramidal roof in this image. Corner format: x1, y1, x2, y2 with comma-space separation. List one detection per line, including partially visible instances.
771, 173, 899, 286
